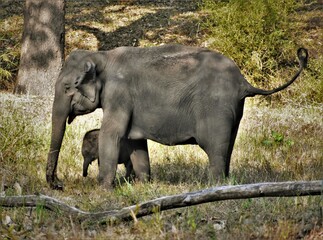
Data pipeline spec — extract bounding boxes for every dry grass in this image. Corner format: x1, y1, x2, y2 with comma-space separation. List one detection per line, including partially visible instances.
1, 92, 322, 239
1, 0, 323, 239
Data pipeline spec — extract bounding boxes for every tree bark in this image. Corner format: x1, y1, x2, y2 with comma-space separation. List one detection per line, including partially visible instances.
14, 0, 65, 96
0, 181, 322, 224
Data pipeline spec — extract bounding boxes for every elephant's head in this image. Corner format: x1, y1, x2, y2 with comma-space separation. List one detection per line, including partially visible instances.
46, 51, 106, 189
64, 60, 101, 123
82, 129, 100, 177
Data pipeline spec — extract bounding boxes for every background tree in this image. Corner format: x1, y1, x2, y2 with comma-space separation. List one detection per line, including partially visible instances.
15, 0, 65, 96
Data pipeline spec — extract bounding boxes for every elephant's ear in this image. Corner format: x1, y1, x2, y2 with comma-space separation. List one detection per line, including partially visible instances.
74, 61, 97, 102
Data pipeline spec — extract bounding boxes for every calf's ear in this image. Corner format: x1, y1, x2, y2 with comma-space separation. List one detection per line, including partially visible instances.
75, 61, 97, 102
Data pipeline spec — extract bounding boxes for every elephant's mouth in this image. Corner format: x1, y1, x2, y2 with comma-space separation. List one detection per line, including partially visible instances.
68, 102, 82, 124
68, 93, 98, 124
68, 102, 92, 124
68, 112, 76, 124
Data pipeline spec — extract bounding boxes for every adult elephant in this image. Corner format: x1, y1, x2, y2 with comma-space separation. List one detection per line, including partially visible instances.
46, 44, 308, 190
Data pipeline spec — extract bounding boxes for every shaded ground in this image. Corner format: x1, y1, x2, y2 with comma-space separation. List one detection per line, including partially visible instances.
66, 0, 200, 49
1, 0, 322, 92
1, 0, 204, 91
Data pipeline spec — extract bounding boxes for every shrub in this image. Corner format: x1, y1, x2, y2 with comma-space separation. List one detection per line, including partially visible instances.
200, 0, 301, 87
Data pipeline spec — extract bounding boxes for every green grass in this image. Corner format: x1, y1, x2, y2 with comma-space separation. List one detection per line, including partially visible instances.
201, 0, 297, 67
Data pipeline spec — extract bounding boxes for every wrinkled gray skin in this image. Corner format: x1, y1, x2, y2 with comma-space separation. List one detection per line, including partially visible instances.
46, 44, 308, 190
82, 129, 136, 180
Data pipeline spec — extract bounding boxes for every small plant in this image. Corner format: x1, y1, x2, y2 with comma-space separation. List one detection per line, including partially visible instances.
262, 131, 294, 147
35, 204, 45, 224
186, 208, 198, 233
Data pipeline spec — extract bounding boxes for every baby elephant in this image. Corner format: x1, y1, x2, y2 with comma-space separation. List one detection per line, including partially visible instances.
82, 129, 136, 179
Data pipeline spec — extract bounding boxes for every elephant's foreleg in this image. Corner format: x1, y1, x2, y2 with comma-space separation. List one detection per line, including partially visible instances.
98, 134, 120, 189
98, 111, 130, 189
46, 150, 63, 189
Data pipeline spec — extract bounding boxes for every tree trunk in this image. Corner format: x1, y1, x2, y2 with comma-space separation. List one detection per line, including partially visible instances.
15, 0, 65, 96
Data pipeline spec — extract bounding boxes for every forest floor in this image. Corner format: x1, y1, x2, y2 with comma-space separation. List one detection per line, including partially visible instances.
1, 0, 323, 239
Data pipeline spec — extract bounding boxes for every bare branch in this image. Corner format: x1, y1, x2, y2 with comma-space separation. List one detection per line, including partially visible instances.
1, 181, 322, 223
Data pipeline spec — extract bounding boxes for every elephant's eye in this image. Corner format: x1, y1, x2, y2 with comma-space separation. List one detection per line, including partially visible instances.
64, 84, 70, 93
74, 76, 82, 86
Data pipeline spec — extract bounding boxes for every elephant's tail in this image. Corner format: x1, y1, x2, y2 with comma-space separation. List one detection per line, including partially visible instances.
244, 48, 308, 97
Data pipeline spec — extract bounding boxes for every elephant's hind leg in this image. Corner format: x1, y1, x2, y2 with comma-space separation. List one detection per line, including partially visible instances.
124, 159, 135, 181
197, 114, 236, 184
129, 139, 151, 182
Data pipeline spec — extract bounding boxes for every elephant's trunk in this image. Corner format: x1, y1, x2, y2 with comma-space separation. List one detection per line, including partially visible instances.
46, 92, 71, 190
82, 168, 88, 177
83, 159, 90, 177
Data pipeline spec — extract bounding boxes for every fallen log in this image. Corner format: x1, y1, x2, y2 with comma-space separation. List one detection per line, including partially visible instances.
0, 180, 322, 223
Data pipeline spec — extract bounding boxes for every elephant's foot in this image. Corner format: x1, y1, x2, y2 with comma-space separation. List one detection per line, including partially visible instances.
100, 181, 114, 191
46, 174, 64, 191
50, 181, 64, 191
97, 176, 114, 190
208, 162, 226, 186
